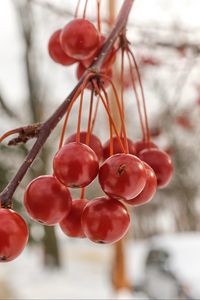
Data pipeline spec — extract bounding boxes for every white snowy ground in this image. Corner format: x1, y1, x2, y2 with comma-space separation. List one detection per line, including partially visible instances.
1, 231, 200, 299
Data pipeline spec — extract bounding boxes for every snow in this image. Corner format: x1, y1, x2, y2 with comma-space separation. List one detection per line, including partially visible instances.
0, 232, 200, 299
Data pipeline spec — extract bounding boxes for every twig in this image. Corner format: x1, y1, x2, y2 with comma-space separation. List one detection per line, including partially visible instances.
0, 0, 134, 208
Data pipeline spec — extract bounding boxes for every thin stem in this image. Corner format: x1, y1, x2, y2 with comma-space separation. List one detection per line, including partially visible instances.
128, 48, 150, 142
74, 0, 81, 18
93, 81, 125, 153
0, 128, 24, 143
0, 0, 134, 207
126, 50, 146, 140
101, 75, 129, 153
80, 187, 85, 199
120, 48, 125, 116
90, 96, 100, 133
76, 87, 85, 143
59, 74, 92, 149
101, 85, 113, 156
97, 0, 101, 33
86, 89, 94, 144
83, 0, 88, 19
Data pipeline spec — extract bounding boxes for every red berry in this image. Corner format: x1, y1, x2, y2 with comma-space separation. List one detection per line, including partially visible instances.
65, 132, 103, 161
134, 140, 157, 155
0, 209, 28, 262
138, 148, 173, 188
53, 142, 99, 188
99, 154, 146, 201
103, 137, 136, 160
82, 34, 116, 68
59, 199, 87, 238
81, 197, 130, 244
60, 19, 100, 60
24, 175, 72, 225
48, 29, 77, 65
124, 162, 157, 206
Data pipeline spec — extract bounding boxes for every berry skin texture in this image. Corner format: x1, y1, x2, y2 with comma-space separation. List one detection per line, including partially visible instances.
81, 197, 130, 244
65, 132, 103, 161
124, 162, 157, 206
24, 175, 72, 226
59, 199, 88, 238
138, 148, 173, 188
48, 29, 77, 66
60, 19, 100, 60
103, 137, 136, 160
53, 142, 99, 188
99, 154, 147, 201
0, 209, 28, 262
134, 140, 157, 155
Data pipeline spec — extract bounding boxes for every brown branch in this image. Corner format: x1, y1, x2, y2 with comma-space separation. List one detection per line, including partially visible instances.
0, 0, 134, 207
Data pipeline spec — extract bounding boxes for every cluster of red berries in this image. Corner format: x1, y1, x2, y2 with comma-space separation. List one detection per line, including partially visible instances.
48, 18, 116, 86
23, 132, 173, 244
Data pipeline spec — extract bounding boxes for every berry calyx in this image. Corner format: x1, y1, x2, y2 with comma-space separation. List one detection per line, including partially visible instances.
24, 175, 72, 225
59, 199, 88, 238
99, 154, 147, 201
124, 162, 157, 206
60, 19, 100, 60
103, 137, 136, 160
81, 197, 130, 244
65, 132, 103, 161
134, 140, 157, 155
0, 209, 28, 262
138, 148, 173, 188
53, 142, 99, 188
48, 29, 77, 66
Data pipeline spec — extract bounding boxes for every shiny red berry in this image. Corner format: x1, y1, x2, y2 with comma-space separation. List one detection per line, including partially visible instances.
103, 137, 136, 160
99, 154, 146, 201
59, 199, 87, 238
48, 29, 77, 65
124, 162, 157, 206
24, 175, 72, 225
134, 140, 157, 155
0, 209, 28, 262
138, 148, 173, 188
65, 132, 103, 161
81, 197, 130, 244
53, 142, 99, 188
60, 19, 99, 60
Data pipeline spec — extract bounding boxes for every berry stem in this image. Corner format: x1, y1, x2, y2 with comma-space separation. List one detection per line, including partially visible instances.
101, 85, 114, 156
59, 73, 92, 149
83, 0, 88, 19
90, 96, 100, 133
93, 81, 125, 153
80, 187, 86, 199
126, 50, 146, 141
86, 89, 94, 145
0, 0, 134, 207
127, 48, 151, 142
76, 87, 85, 143
74, 0, 81, 18
101, 75, 129, 154
97, 0, 101, 33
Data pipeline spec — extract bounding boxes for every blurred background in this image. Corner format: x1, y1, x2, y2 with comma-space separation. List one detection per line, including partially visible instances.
0, 0, 200, 299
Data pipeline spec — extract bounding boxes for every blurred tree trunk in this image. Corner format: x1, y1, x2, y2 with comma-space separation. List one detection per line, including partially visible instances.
14, 0, 60, 268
